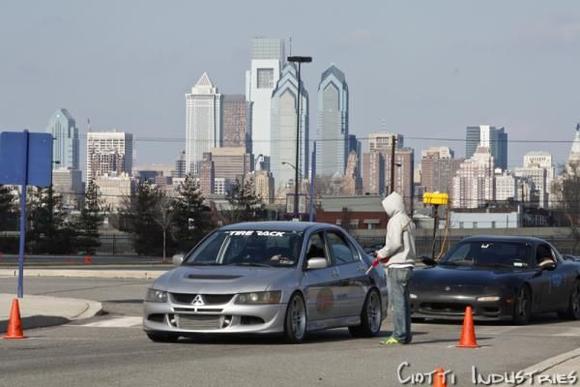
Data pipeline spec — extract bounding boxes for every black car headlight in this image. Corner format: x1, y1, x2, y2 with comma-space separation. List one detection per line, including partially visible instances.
235, 291, 282, 305
145, 288, 168, 303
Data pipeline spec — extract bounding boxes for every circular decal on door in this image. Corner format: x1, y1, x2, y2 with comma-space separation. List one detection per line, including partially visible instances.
316, 287, 334, 314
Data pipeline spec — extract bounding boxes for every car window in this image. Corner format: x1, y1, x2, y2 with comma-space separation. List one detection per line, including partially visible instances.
305, 232, 330, 265
442, 241, 532, 268
535, 243, 556, 267
326, 231, 356, 265
183, 230, 303, 267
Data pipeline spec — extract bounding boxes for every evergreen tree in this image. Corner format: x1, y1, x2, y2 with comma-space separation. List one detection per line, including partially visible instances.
0, 185, 15, 231
76, 180, 102, 254
27, 186, 77, 254
123, 182, 164, 256
172, 174, 215, 252
225, 176, 267, 224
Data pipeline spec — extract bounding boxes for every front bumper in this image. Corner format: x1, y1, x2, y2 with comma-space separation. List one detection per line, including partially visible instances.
410, 293, 514, 321
143, 298, 288, 335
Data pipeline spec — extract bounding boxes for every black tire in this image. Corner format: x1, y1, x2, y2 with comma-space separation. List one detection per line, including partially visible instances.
349, 289, 382, 338
284, 293, 307, 344
558, 280, 580, 320
146, 331, 180, 343
513, 285, 532, 325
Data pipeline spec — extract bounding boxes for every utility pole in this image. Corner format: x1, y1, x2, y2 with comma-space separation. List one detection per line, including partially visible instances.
287, 55, 312, 219
389, 135, 397, 194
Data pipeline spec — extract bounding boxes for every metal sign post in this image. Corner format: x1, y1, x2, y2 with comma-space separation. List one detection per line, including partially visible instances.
17, 131, 30, 298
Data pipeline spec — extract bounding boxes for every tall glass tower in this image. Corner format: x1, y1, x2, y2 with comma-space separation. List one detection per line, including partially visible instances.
270, 63, 309, 192
47, 108, 79, 170
316, 65, 349, 176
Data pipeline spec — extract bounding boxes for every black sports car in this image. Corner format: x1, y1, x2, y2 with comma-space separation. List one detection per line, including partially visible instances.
410, 236, 580, 324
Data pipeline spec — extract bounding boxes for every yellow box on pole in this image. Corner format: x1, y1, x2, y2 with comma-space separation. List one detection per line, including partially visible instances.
423, 192, 449, 206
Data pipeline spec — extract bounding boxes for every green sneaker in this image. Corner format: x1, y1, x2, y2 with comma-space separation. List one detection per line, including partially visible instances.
380, 336, 401, 345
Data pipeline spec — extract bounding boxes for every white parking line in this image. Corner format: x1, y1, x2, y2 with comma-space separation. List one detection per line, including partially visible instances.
80, 316, 142, 328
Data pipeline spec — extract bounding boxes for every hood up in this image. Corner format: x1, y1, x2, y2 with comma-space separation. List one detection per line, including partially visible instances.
382, 192, 405, 218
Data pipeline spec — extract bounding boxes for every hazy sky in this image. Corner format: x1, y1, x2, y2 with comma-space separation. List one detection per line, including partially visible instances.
1, 1, 580, 169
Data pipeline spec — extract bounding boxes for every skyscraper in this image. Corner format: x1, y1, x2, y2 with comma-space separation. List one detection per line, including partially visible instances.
174, 150, 186, 178
465, 125, 508, 170
222, 95, 251, 151
185, 72, 222, 175
452, 146, 495, 208
420, 147, 462, 194
316, 64, 349, 176
47, 108, 79, 170
86, 131, 133, 183
245, 37, 285, 160
270, 63, 309, 191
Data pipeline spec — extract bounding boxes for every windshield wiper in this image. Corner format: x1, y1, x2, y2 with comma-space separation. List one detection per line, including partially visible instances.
230, 262, 272, 268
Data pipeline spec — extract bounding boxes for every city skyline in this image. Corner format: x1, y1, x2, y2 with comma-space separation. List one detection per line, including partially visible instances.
2, 2, 580, 169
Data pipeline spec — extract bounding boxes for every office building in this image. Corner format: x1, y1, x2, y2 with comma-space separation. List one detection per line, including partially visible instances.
94, 173, 136, 212
47, 108, 80, 170
185, 72, 222, 175
514, 151, 554, 208
368, 132, 403, 153
465, 125, 508, 170
86, 131, 133, 183
362, 151, 385, 195
420, 147, 462, 194
316, 65, 349, 176
452, 146, 495, 208
174, 150, 186, 178
245, 37, 285, 159
270, 63, 309, 192
52, 168, 83, 209
222, 95, 251, 150
199, 153, 214, 197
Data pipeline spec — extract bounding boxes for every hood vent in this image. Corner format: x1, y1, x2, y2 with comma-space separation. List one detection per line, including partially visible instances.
186, 274, 241, 280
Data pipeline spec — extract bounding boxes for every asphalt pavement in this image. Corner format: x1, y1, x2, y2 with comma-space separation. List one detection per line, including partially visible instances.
0, 276, 579, 386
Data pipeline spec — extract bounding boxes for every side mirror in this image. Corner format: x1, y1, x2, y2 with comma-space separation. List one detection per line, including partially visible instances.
421, 256, 437, 266
306, 257, 328, 270
172, 253, 184, 266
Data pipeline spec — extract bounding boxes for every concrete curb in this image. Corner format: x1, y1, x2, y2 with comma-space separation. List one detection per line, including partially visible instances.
0, 295, 104, 332
496, 347, 580, 387
0, 269, 163, 280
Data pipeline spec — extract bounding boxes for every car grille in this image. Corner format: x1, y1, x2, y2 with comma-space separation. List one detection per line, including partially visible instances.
420, 302, 470, 315
171, 293, 234, 305
177, 314, 222, 330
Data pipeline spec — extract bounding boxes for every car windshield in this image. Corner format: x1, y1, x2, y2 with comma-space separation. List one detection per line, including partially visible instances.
440, 241, 532, 268
183, 230, 304, 268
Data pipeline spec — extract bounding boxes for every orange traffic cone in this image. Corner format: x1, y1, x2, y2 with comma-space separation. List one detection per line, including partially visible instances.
3, 298, 26, 339
433, 368, 447, 387
457, 305, 479, 348
83, 255, 93, 265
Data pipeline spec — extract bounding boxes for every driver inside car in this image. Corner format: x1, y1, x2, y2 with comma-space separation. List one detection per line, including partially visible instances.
536, 245, 556, 268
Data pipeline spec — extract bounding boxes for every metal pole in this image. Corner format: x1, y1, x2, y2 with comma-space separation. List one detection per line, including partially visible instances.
431, 204, 439, 260
17, 130, 30, 298
294, 63, 301, 219
309, 142, 316, 222
389, 136, 396, 194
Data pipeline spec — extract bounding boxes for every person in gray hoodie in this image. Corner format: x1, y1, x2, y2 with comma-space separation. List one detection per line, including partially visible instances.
372, 191, 416, 344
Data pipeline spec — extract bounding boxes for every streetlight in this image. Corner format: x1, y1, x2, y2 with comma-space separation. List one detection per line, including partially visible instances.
287, 55, 312, 219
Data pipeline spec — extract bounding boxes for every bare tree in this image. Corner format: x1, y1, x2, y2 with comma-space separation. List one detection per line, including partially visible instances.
154, 193, 174, 263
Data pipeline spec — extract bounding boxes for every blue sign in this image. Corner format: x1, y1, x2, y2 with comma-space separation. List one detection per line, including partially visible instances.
0, 131, 53, 187
0, 130, 53, 298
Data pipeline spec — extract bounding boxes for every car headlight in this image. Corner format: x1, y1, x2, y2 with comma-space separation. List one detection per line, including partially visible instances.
477, 296, 501, 302
410, 293, 418, 299
235, 291, 282, 305
145, 288, 168, 303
